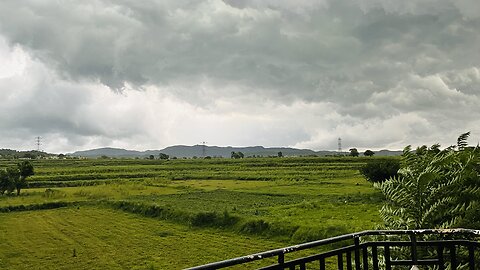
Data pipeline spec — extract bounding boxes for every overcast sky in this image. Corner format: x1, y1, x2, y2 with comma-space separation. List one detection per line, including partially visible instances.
1, 0, 479, 153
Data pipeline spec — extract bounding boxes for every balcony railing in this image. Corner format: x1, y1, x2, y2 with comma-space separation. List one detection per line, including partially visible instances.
187, 229, 480, 270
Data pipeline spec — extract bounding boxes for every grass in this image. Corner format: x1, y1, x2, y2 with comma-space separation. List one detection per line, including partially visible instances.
0, 183, 180, 207
0, 207, 286, 269
0, 156, 392, 268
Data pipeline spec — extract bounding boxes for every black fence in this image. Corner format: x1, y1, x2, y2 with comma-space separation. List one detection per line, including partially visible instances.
187, 229, 480, 270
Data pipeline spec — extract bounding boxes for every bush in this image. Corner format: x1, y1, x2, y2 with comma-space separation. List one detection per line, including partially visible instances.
238, 219, 270, 234
0, 201, 72, 213
376, 132, 480, 229
359, 159, 399, 183
191, 211, 238, 228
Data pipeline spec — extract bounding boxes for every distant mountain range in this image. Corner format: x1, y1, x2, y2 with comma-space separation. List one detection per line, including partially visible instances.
69, 145, 402, 158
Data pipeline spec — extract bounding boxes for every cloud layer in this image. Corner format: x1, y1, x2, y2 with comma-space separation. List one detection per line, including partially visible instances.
0, 0, 479, 152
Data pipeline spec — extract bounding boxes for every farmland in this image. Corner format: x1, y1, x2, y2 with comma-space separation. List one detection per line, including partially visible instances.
0, 157, 388, 269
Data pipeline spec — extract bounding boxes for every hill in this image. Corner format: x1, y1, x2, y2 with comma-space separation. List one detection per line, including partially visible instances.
69, 145, 402, 158
0, 149, 54, 159
70, 147, 143, 157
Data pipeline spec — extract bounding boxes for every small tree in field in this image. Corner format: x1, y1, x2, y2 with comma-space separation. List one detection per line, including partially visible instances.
16, 161, 34, 195
231, 152, 244, 159
364, 150, 375, 157
3, 167, 19, 195
0, 170, 14, 195
349, 148, 359, 157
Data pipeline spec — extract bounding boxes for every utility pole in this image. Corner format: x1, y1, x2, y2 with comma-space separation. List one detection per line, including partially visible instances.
201, 141, 207, 158
36, 136, 42, 152
337, 137, 342, 155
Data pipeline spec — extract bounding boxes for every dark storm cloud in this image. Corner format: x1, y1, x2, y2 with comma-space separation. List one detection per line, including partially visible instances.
0, 0, 480, 152
1, 1, 478, 106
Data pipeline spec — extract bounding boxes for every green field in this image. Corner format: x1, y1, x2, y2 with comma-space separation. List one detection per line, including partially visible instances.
0, 157, 388, 269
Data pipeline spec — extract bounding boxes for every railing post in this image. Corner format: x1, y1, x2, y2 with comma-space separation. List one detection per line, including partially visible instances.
354, 236, 361, 270
410, 233, 418, 266
347, 251, 352, 270
438, 245, 444, 270
278, 253, 284, 269
384, 245, 391, 270
450, 245, 457, 270
468, 244, 474, 270
362, 246, 369, 270
319, 257, 326, 270
372, 245, 379, 270
338, 253, 344, 270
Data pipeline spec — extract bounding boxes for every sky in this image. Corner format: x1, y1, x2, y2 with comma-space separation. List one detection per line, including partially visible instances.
0, 0, 479, 154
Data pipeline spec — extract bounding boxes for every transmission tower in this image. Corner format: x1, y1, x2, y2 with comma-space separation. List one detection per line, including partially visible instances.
337, 137, 342, 154
201, 141, 207, 158
36, 136, 42, 152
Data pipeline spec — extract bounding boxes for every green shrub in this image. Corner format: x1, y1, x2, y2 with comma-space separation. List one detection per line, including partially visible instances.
359, 159, 399, 183
0, 201, 72, 212
43, 188, 66, 198
186, 211, 239, 228
239, 219, 270, 234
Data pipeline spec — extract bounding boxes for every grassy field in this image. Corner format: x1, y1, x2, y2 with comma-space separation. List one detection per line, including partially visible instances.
0, 157, 389, 269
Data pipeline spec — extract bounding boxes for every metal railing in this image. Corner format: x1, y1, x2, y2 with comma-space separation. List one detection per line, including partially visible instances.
187, 229, 480, 270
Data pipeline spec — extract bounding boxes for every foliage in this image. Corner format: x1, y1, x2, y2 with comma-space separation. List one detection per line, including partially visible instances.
230, 151, 244, 159
360, 159, 400, 183
0, 161, 35, 196
0, 149, 53, 159
158, 153, 169, 159
349, 148, 359, 157
16, 161, 34, 195
0, 169, 15, 195
375, 132, 480, 229
0, 201, 71, 213
364, 150, 375, 157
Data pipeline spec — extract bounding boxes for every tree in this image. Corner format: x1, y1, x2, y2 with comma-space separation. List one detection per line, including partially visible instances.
375, 132, 480, 229
16, 161, 34, 195
158, 153, 169, 160
148, 155, 155, 160
349, 148, 359, 157
364, 150, 375, 157
0, 169, 14, 195
231, 152, 244, 159
360, 159, 400, 183
277, 151, 283, 158
23, 152, 36, 159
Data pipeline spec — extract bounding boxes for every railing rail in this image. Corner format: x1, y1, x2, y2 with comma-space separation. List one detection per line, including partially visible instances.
187, 229, 480, 270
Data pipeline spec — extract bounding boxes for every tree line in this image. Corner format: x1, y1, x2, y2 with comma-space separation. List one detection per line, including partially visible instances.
348, 148, 374, 157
